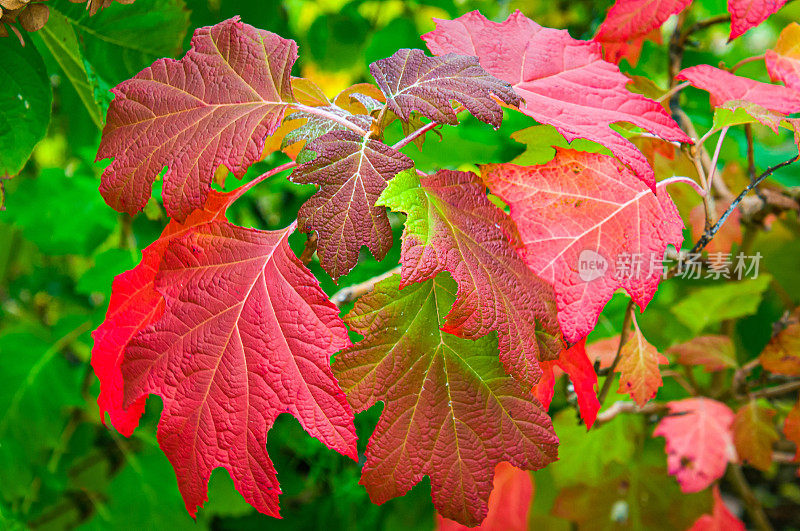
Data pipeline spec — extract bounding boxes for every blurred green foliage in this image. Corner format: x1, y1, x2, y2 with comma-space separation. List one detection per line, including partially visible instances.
2, 0, 800, 529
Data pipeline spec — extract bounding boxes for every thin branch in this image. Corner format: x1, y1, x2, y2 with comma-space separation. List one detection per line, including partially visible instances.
593, 401, 667, 427
747, 380, 800, 400
596, 300, 635, 407
657, 81, 691, 103
729, 53, 766, 73
726, 464, 774, 531
657, 175, 706, 196
330, 266, 402, 307
391, 105, 466, 151
692, 155, 800, 254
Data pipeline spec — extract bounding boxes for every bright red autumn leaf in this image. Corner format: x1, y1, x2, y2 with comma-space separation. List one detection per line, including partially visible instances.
615, 317, 668, 407
654, 398, 737, 493
91, 191, 231, 437
688, 485, 746, 531
369, 48, 520, 128
677, 65, 800, 113
121, 221, 357, 517
378, 169, 563, 388
334, 275, 557, 526
766, 22, 800, 90
728, 0, 787, 40
595, 0, 691, 43
290, 130, 413, 280
437, 462, 533, 531
423, 10, 690, 191
732, 401, 778, 471
667, 335, 738, 371
481, 150, 684, 344
534, 339, 601, 428
97, 17, 297, 221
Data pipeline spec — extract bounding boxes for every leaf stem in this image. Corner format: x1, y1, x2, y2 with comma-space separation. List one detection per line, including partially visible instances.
291, 103, 369, 136
391, 105, 466, 151
729, 54, 766, 73
330, 266, 402, 307
657, 81, 691, 103
226, 160, 297, 205
691, 155, 799, 254
657, 176, 706, 196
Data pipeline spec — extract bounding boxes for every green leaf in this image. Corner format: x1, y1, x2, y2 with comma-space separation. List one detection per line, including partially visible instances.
712, 100, 789, 132
0, 35, 52, 177
50, 0, 190, 85
4, 169, 117, 255
37, 9, 105, 128
670, 275, 773, 333
510, 125, 611, 166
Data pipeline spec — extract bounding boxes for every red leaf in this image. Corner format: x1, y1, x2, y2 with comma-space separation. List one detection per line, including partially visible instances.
654, 398, 737, 493
369, 48, 520, 127
481, 150, 684, 344
534, 339, 601, 428
615, 317, 668, 407
436, 462, 533, 531
667, 335, 738, 371
689, 485, 746, 531
121, 221, 356, 517
732, 401, 778, 471
423, 10, 690, 191
677, 65, 800, 113
728, 0, 787, 40
91, 191, 231, 436
766, 22, 800, 90
595, 0, 691, 42
97, 17, 297, 221
290, 130, 413, 280
335, 275, 556, 526
784, 399, 800, 464
378, 169, 563, 388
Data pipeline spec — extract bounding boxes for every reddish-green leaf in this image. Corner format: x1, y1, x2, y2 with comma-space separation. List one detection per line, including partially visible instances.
677, 65, 800, 113
481, 150, 683, 343
423, 10, 690, 191
369, 48, 520, 128
766, 22, 800, 90
335, 274, 557, 526
290, 130, 413, 280
689, 485, 746, 531
667, 336, 738, 371
91, 191, 231, 437
784, 399, 800, 464
378, 169, 562, 388
436, 462, 533, 531
760, 322, 800, 376
615, 318, 668, 407
732, 401, 778, 471
97, 17, 297, 221
121, 221, 356, 517
728, 0, 787, 40
654, 398, 736, 492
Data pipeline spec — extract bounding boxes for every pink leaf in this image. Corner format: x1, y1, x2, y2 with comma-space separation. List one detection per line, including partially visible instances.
121, 221, 356, 517
728, 0, 787, 40
423, 10, 690, 191
688, 485, 746, 531
481, 150, 684, 343
766, 22, 800, 90
654, 398, 737, 493
97, 17, 297, 221
677, 65, 800, 113
596, 0, 692, 42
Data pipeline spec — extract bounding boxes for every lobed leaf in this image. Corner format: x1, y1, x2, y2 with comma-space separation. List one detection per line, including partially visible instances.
767, 22, 800, 90
482, 150, 683, 344
121, 221, 356, 517
615, 320, 668, 407
423, 10, 690, 191
97, 17, 297, 221
667, 335, 738, 372
378, 169, 563, 388
369, 48, 520, 128
289, 130, 413, 280
688, 485, 746, 531
728, 0, 787, 40
335, 275, 557, 526
732, 401, 778, 471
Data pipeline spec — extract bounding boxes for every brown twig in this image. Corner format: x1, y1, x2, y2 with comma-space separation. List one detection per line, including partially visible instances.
300, 232, 318, 264
330, 266, 401, 307
726, 464, 774, 531
593, 400, 668, 428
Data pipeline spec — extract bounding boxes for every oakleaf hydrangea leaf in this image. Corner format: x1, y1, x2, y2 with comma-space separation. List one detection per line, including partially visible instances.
423, 10, 690, 191
378, 169, 562, 388
97, 17, 297, 221
369, 48, 520, 127
121, 221, 356, 517
290, 130, 413, 280
334, 274, 557, 526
